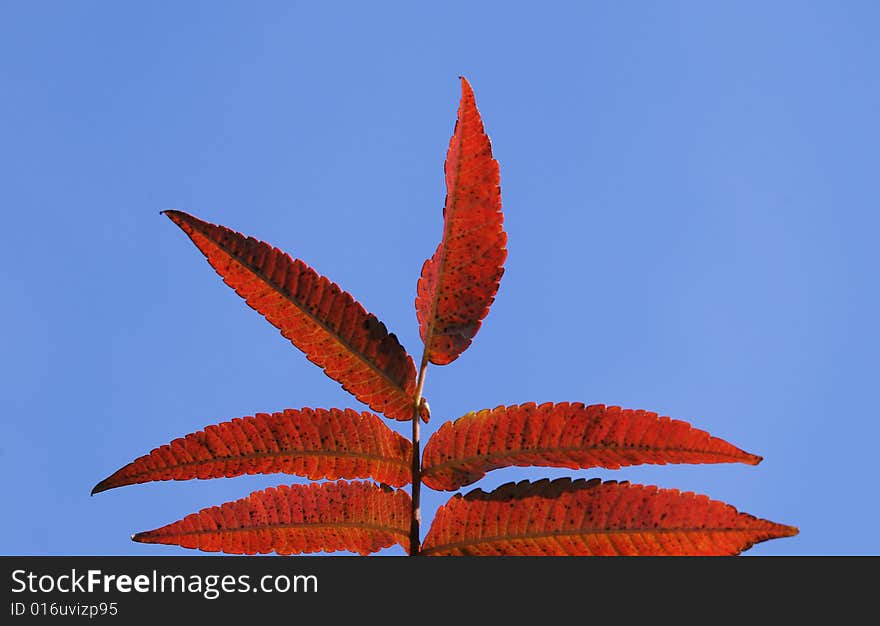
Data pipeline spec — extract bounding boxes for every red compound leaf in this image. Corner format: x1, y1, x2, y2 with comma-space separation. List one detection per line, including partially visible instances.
416, 77, 506, 365
92, 408, 412, 494
421, 403, 761, 491
133, 481, 411, 556
164, 210, 419, 421
421, 478, 798, 556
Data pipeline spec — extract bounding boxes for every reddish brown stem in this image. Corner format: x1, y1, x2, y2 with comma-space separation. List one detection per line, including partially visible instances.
409, 354, 429, 556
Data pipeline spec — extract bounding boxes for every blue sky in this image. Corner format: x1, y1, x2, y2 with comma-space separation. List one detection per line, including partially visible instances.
2, 1, 877, 556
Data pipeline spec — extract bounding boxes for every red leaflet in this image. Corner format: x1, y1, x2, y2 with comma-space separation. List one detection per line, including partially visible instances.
416, 77, 506, 365
421, 478, 798, 556
133, 481, 411, 556
421, 403, 761, 490
164, 210, 419, 421
92, 408, 412, 494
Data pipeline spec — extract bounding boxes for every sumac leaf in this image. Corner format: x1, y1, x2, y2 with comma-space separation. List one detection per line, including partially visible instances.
163, 210, 420, 421
133, 481, 411, 556
416, 77, 506, 365
422, 403, 761, 490
92, 408, 411, 494
421, 478, 798, 556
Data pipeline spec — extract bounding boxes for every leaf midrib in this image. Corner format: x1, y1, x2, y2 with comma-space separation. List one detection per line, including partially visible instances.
152, 521, 409, 541
423, 443, 756, 477
120, 448, 410, 484
420, 527, 762, 556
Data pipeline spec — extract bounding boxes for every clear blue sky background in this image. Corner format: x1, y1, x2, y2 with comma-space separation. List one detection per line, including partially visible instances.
2, 1, 876, 556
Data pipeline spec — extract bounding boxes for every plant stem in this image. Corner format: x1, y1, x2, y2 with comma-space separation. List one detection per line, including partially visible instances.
410, 353, 429, 556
